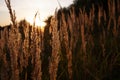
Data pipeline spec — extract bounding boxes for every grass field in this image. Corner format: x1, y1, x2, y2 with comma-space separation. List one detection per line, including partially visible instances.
0, 0, 120, 80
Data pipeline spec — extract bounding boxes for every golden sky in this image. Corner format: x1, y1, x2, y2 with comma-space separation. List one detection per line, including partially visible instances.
0, 0, 73, 26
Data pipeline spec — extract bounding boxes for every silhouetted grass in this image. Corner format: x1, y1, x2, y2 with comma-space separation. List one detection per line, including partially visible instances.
0, 0, 120, 80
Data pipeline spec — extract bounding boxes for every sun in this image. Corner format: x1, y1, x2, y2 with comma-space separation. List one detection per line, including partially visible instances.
26, 16, 46, 31
35, 17, 46, 28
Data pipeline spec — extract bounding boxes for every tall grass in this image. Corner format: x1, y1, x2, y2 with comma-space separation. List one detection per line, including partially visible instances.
49, 16, 60, 80
0, 0, 42, 80
0, 0, 120, 80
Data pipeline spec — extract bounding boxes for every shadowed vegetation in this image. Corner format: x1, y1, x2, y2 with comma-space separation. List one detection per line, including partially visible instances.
0, 0, 120, 80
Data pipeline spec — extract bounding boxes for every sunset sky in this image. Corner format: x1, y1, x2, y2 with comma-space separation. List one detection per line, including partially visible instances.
0, 0, 73, 26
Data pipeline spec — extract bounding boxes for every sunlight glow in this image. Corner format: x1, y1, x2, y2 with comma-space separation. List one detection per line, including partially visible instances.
35, 17, 46, 28
26, 15, 46, 31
